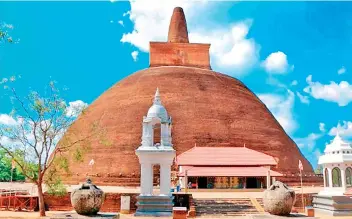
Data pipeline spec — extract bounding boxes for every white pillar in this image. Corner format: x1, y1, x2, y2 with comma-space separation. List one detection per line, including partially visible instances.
323, 167, 327, 187
341, 168, 346, 189
160, 164, 171, 196
328, 167, 333, 188
140, 163, 153, 195
266, 170, 271, 189
160, 123, 169, 146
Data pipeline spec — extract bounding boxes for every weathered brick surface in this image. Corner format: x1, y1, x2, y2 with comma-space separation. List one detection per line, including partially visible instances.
56, 66, 317, 186
150, 42, 210, 69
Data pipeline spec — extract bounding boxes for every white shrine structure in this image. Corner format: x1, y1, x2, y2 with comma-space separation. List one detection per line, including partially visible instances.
135, 88, 176, 216
313, 133, 352, 216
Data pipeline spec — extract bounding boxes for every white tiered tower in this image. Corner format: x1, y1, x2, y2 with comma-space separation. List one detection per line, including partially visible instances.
135, 88, 176, 216
313, 133, 352, 216
318, 132, 352, 196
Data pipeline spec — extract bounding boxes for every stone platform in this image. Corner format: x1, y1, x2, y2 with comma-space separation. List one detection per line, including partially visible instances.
50, 212, 119, 219
135, 195, 173, 217
313, 195, 352, 216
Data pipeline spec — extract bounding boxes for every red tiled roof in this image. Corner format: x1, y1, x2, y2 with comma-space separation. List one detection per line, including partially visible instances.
178, 166, 282, 177
176, 147, 277, 166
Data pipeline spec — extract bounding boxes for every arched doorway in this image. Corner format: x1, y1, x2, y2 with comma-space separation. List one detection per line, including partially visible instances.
332, 167, 342, 187
324, 168, 329, 187
346, 167, 352, 187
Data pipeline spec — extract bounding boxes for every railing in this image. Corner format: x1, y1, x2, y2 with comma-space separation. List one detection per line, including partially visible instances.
0, 188, 38, 211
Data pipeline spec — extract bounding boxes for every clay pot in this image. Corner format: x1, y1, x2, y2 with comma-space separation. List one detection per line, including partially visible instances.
263, 181, 295, 216
71, 179, 104, 215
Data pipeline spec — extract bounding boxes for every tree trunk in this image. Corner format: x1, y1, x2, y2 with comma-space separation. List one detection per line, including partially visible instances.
37, 180, 46, 217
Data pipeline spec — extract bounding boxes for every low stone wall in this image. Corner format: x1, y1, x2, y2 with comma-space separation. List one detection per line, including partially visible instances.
44, 193, 139, 212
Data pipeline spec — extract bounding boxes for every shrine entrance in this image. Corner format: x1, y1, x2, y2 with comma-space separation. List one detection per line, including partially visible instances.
246, 177, 259, 188
198, 177, 207, 188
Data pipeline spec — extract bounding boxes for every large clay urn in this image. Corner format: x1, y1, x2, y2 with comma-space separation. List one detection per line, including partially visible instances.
263, 181, 295, 216
71, 179, 104, 215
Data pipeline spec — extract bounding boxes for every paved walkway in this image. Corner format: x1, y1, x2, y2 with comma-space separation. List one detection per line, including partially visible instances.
0, 211, 348, 219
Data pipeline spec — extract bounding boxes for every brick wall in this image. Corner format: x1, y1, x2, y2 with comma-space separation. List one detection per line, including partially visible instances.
44, 192, 139, 212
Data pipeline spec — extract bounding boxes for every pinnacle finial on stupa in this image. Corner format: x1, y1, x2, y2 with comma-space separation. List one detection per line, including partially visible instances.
168, 7, 189, 43
153, 88, 161, 105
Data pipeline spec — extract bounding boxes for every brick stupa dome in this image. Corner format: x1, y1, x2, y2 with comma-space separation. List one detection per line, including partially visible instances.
56, 7, 317, 186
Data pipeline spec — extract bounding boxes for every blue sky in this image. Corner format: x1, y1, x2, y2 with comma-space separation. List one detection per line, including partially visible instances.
1, 1, 352, 169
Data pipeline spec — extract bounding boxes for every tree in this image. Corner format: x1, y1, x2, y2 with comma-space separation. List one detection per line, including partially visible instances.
315, 165, 323, 174
0, 148, 27, 181
0, 22, 17, 44
0, 81, 102, 216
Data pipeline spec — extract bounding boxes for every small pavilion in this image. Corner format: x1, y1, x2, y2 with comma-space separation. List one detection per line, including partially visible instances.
176, 146, 282, 189
318, 133, 352, 196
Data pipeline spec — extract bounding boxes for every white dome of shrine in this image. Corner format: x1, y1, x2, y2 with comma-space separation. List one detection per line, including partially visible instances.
319, 133, 352, 165
147, 88, 168, 122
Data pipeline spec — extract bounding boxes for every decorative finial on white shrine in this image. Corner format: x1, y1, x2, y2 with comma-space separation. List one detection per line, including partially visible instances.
153, 88, 162, 105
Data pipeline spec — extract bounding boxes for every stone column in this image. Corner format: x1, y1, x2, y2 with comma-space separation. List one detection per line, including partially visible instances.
323, 166, 326, 187
140, 163, 153, 195
328, 168, 333, 188
160, 123, 169, 146
341, 168, 346, 189
266, 170, 271, 189
160, 163, 171, 196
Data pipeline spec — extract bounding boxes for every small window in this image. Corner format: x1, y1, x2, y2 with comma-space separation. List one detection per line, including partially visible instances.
333, 152, 335, 154
348, 151, 350, 154
343, 151, 346, 154
337, 151, 340, 154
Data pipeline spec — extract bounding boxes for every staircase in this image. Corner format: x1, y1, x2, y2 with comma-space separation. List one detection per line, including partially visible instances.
193, 198, 266, 217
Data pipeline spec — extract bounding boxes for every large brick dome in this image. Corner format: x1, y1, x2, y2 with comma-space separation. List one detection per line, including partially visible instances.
56, 7, 315, 186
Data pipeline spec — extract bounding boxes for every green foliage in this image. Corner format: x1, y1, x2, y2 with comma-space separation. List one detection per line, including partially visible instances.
73, 146, 84, 162
314, 165, 323, 174
45, 167, 67, 197
0, 149, 25, 182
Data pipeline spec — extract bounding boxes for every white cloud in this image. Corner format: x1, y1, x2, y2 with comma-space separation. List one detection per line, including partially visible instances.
121, 1, 259, 75
65, 100, 88, 117
314, 149, 322, 159
295, 133, 322, 150
110, 0, 118, 2
266, 76, 287, 88
291, 80, 298, 86
337, 66, 346, 75
296, 91, 310, 104
118, 20, 124, 26
319, 122, 326, 132
0, 114, 17, 126
329, 121, 352, 138
304, 74, 352, 106
131, 51, 139, 62
258, 90, 296, 134
110, 20, 114, 23
261, 51, 293, 74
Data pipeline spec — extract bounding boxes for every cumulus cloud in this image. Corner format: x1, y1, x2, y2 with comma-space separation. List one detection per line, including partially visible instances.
118, 20, 124, 26
0, 114, 17, 126
296, 92, 310, 104
319, 122, 326, 132
258, 90, 296, 134
295, 133, 322, 150
131, 51, 139, 61
65, 100, 88, 117
291, 80, 298, 86
120, 0, 259, 75
261, 51, 293, 74
303, 75, 352, 106
329, 121, 352, 138
337, 66, 346, 75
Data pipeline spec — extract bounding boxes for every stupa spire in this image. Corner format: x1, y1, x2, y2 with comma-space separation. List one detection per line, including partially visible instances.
168, 7, 189, 43
153, 88, 161, 105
